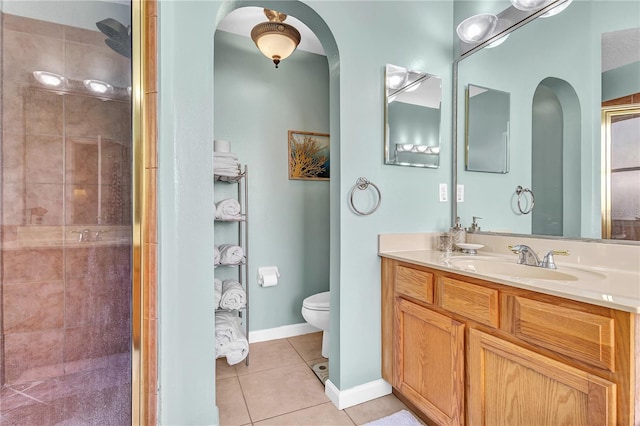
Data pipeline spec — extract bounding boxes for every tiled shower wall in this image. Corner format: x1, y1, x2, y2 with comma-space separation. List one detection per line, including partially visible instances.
1, 13, 131, 385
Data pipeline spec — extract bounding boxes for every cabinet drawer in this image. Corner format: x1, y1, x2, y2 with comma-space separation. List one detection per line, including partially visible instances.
395, 265, 434, 304
440, 277, 499, 327
507, 296, 615, 371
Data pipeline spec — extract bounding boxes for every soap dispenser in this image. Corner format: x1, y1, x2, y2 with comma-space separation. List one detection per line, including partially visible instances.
450, 217, 466, 249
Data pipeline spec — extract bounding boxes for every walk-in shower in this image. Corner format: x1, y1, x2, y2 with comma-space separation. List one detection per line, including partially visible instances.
0, 2, 133, 424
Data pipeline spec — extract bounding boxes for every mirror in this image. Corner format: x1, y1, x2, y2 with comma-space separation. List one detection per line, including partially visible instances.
465, 84, 510, 173
454, 0, 640, 241
384, 64, 442, 168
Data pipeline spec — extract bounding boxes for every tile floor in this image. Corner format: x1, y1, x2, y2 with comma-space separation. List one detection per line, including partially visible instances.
216, 332, 423, 426
0, 353, 131, 425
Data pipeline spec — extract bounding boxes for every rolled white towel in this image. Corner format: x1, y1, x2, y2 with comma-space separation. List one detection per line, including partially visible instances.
215, 198, 242, 220
221, 338, 249, 365
215, 310, 242, 351
214, 245, 220, 265
215, 311, 249, 365
220, 279, 246, 310
219, 244, 244, 265
214, 278, 223, 309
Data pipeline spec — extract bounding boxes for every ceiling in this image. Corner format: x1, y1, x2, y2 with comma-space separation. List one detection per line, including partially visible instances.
218, 6, 637, 72
216, 7, 325, 56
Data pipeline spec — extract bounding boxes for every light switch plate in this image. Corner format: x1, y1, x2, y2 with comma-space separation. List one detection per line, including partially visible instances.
439, 183, 448, 202
457, 184, 464, 202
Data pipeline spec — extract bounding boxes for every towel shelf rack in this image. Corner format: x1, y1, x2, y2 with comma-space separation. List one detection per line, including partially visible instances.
349, 177, 382, 216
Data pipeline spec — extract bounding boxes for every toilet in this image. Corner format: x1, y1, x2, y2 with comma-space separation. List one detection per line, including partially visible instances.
301, 291, 330, 358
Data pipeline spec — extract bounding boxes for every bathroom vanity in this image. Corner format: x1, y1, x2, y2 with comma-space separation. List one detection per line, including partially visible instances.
379, 234, 639, 426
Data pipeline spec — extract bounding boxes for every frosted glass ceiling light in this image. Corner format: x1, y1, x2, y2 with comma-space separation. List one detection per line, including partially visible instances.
541, 0, 573, 17
83, 79, 113, 94
251, 9, 301, 69
32, 71, 66, 88
509, 0, 554, 11
456, 14, 499, 44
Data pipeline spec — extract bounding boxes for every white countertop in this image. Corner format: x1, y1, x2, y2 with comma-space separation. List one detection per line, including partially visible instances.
379, 234, 640, 314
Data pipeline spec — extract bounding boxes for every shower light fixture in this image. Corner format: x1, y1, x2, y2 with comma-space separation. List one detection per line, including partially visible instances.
250, 9, 301, 68
83, 79, 113, 94
456, 14, 499, 44
32, 71, 66, 88
395, 144, 440, 154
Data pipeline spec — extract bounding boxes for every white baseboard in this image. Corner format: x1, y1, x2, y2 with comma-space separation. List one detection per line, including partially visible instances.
325, 378, 392, 410
248, 322, 320, 343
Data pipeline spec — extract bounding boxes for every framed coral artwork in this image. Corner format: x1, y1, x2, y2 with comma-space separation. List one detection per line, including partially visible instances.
288, 130, 330, 180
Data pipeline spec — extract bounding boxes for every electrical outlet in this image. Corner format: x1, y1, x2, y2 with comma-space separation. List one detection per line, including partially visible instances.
457, 184, 464, 202
439, 183, 448, 202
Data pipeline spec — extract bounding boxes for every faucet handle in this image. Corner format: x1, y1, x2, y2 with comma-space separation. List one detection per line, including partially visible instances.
540, 249, 570, 269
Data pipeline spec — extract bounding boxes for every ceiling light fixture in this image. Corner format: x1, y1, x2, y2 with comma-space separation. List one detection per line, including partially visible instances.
83, 79, 113, 94
250, 9, 301, 68
32, 71, 66, 88
456, 14, 499, 44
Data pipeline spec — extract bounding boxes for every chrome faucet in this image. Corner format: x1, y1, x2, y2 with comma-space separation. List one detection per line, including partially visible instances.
70, 229, 91, 242
509, 245, 570, 269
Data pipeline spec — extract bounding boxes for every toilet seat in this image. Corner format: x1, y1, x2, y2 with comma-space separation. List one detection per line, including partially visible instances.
303, 291, 330, 311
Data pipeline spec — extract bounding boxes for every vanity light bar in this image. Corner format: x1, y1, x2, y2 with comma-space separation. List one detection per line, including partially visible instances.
32, 70, 127, 99
395, 143, 440, 154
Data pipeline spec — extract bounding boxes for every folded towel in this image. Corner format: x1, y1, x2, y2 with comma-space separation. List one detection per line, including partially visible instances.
214, 245, 220, 265
220, 279, 246, 310
219, 244, 244, 265
215, 198, 242, 220
221, 339, 249, 365
214, 278, 223, 309
214, 152, 238, 160
215, 310, 249, 365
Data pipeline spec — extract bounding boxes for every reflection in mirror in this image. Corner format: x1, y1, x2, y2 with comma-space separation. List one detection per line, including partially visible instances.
465, 84, 510, 173
602, 105, 640, 241
384, 64, 442, 168
454, 0, 640, 242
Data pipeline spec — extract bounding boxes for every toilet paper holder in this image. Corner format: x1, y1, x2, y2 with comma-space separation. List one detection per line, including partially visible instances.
258, 266, 280, 287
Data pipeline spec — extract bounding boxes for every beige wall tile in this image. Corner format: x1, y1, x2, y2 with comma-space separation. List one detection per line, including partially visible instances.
64, 40, 130, 87
3, 280, 64, 333
2, 131, 26, 183
2, 248, 63, 283
2, 30, 64, 84
4, 329, 64, 384
2, 14, 63, 39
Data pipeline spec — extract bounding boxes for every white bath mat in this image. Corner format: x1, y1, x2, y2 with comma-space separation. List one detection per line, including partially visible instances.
363, 409, 422, 426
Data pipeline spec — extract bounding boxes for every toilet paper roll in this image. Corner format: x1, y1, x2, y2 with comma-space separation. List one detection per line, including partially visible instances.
214, 139, 231, 153
258, 266, 279, 287
261, 272, 278, 287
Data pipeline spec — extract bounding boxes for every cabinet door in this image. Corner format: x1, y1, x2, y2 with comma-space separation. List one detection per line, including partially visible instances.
394, 298, 465, 426
468, 329, 616, 426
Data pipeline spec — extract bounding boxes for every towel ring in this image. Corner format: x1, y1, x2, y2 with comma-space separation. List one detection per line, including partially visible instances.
515, 185, 535, 215
349, 177, 382, 216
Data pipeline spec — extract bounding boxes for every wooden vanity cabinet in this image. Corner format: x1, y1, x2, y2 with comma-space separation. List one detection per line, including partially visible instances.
394, 297, 465, 426
381, 257, 638, 426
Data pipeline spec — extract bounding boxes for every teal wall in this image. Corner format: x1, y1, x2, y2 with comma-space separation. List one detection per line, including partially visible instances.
602, 61, 640, 101
388, 102, 441, 148
213, 30, 330, 331
158, 0, 453, 423
456, 1, 639, 237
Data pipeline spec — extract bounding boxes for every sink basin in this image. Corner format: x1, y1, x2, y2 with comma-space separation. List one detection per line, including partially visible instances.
446, 256, 606, 282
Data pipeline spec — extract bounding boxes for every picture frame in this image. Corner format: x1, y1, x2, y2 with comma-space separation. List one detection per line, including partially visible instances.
288, 130, 330, 181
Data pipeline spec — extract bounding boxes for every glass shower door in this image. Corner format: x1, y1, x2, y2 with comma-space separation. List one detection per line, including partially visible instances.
0, 2, 133, 424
